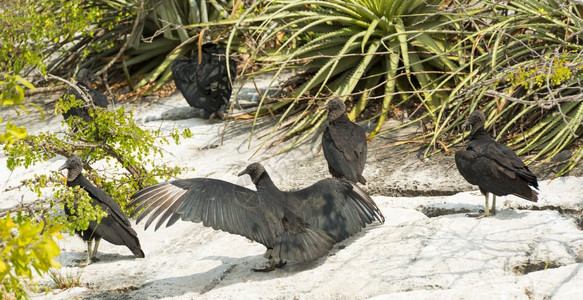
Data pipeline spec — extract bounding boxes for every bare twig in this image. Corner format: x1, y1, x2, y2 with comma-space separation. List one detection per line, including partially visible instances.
25, 85, 67, 97
96, 0, 145, 77
0, 197, 61, 219
484, 90, 537, 105
46, 73, 94, 107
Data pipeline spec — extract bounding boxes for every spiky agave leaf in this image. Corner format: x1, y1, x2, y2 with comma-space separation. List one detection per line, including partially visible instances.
426, 0, 583, 175
231, 0, 464, 151
49, 0, 238, 94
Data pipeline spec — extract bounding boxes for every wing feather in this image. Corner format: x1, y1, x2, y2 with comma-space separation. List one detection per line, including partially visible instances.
154, 190, 191, 230
289, 178, 383, 242
322, 120, 367, 184
130, 178, 278, 247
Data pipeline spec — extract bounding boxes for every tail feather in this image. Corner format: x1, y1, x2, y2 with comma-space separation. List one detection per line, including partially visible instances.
131, 246, 145, 258
272, 225, 335, 263
516, 169, 539, 189
97, 217, 145, 258
120, 226, 145, 258
357, 174, 367, 185
513, 188, 538, 203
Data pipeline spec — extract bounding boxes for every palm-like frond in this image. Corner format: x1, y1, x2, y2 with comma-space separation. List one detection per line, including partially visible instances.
422, 0, 583, 175
48, 0, 237, 93
235, 0, 582, 175
231, 0, 463, 150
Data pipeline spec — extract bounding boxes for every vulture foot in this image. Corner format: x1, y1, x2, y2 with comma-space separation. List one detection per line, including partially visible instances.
252, 259, 286, 272
466, 210, 495, 218
74, 256, 99, 266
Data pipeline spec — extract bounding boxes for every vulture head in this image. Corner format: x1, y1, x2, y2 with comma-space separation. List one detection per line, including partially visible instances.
463, 110, 486, 135
321, 98, 347, 122
59, 155, 83, 182
238, 163, 267, 185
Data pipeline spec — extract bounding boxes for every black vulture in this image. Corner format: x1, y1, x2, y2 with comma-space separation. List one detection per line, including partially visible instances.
455, 110, 539, 217
129, 162, 384, 271
321, 98, 368, 184
61, 68, 108, 123
58, 156, 145, 263
171, 43, 236, 119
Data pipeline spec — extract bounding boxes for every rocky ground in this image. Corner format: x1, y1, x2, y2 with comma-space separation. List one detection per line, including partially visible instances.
1, 89, 583, 300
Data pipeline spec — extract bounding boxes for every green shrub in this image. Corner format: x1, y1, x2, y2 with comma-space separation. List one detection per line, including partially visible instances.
0, 214, 62, 299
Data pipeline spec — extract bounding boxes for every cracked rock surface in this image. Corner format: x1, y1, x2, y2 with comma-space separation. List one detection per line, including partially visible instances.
3, 93, 582, 299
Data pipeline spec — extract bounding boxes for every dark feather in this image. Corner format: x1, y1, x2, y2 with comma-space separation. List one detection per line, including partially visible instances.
130, 163, 384, 264
322, 98, 367, 184
455, 110, 538, 202
170, 43, 236, 119
130, 178, 278, 247
290, 179, 383, 241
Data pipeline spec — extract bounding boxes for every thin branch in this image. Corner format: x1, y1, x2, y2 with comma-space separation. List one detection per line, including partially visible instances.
95, 0, 145, 77
46, 73, 96, 108
0, 196, 60, 219
484, 90, 538, 105
25, 85, 67, 97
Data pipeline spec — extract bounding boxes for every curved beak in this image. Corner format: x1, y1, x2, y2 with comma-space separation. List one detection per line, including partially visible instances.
58, 161, 68, 172
237, 169, 248, 177
58, 161, 68, 178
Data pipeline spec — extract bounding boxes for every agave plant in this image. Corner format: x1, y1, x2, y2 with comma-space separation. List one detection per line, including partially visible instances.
426, 0, 583, 175
235, 0, 582, 175
231, 0, 467, 150
48, 0, 237, 92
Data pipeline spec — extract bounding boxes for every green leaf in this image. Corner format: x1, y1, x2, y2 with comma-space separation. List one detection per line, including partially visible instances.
361, 17, 380, 53
14, 75, 35, 90
337, 39, 381, 97
394, 17, 409, 74
370, 51, 400, 137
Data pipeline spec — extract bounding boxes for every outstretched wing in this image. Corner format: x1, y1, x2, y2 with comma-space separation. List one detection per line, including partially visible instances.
129, 178, 278, 247
288, 178, 384, 242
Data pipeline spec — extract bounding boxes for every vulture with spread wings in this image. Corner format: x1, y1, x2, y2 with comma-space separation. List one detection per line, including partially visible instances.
130, 163, 384, 271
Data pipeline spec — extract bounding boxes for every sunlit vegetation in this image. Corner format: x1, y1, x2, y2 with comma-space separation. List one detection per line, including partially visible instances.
1, 0, 583, 297
227, 0, 583, 174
